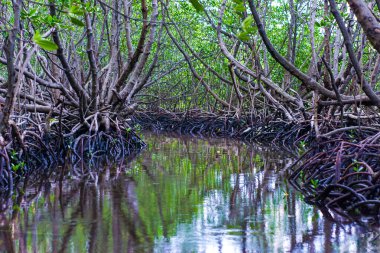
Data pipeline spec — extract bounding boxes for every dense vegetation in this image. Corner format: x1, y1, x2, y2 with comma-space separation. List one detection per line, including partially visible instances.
2, 0, 380, 132
1, 0, 380, 219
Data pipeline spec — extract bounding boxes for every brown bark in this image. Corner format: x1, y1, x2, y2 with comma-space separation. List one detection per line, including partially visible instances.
114, 0, 149, 92
329, 0, 380, 107
83, 0, 100, 111
121, 0, 159, 103
49, 3, 89, 122
371, 55, 380, 87
283, 0, 296, 89
323, 0, 332, 91
132, 24, 165, 98
0, 0, 21, 138
123, 0, 134, 60
347, 0, 380, 54
247, 0, 337, 99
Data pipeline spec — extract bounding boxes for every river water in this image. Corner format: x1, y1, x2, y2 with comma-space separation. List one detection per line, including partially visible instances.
0, 133, 379, 252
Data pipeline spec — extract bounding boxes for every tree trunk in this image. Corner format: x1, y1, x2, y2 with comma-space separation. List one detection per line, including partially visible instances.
0, 0, 21, 139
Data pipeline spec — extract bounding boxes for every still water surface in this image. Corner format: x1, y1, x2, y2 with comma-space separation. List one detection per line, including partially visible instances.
0, 133, 379, 252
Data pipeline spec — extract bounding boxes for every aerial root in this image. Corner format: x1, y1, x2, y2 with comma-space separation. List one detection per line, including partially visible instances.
0, 123, 145, 193
290, 131, 380, 221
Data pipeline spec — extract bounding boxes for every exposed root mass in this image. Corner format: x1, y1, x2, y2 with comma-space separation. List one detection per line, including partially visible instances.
0, 122, 145, 194
133, 110, 314, 149
290, 131, 380, 222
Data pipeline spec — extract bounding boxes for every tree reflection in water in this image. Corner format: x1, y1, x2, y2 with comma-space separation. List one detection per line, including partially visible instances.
0, 133, 379, 252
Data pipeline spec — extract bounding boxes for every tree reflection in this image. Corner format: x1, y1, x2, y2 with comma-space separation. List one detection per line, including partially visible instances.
0, 133, 378, 252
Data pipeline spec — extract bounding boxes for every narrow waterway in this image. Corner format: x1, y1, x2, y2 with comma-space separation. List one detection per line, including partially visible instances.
0, 133, 378, 252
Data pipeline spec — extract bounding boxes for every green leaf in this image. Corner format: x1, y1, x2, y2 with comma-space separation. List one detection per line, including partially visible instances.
36, 39, 59, 51
33, 32, 58, 51
32, 31, 42, 42
242, 16, 255, 33
70, 16, 85, 27
49, 118, 58, 126
234, 3, 246, 12
245, 26, 257, 34
237, 31, 250, 41
85, 2, 91, 11
29, 8, 37, 16
47, 15, 53, 23
69, 5, 84, 15
189, 0, 204, 12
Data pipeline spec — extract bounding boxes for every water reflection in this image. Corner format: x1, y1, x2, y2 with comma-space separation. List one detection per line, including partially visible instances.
0, 133, 379, 252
